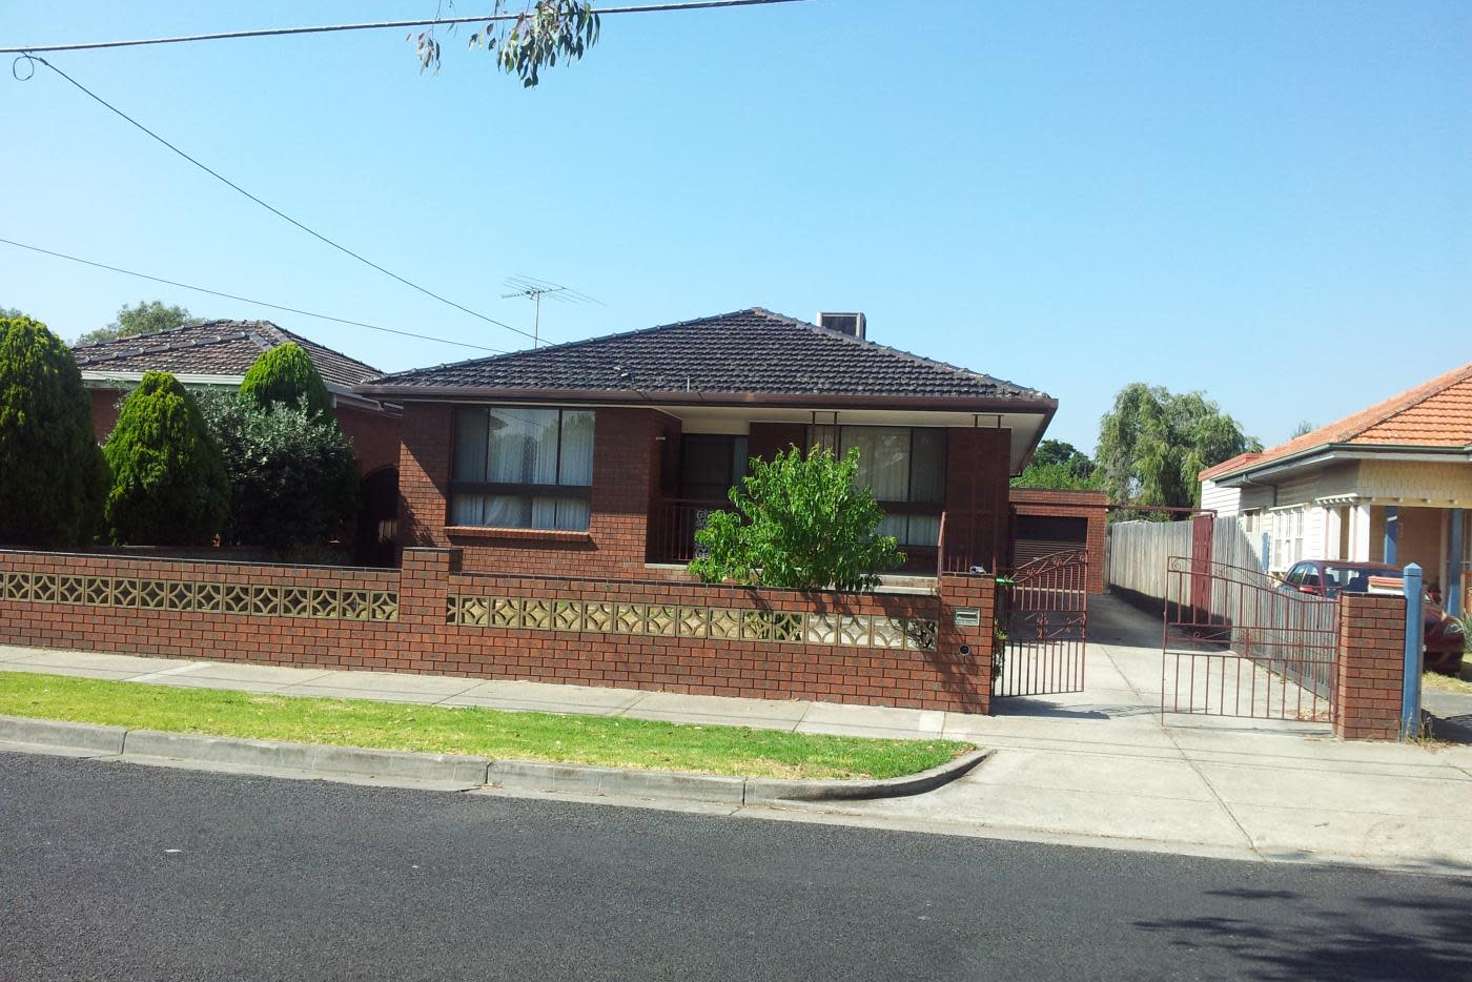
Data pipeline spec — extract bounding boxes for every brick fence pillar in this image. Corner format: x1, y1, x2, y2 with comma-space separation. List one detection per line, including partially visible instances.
399, 547, 459, 625
1334, 593, 1407, 741
937, 573, 996, 714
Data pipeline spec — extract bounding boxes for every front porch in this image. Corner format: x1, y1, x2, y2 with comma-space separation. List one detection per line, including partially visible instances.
641, 407, 1017, 577
1312, 500, 1470, 610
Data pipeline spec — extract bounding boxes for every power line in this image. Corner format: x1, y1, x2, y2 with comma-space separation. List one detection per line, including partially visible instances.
0, 236, 507, 354
0, 1, 808, 54
16, 54, 544, 346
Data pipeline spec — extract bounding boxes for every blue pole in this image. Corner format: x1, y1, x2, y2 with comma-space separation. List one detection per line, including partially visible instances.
1384, 505, 1399, 565
1448, 510, 1465, 617
1401, 563, 1424, 740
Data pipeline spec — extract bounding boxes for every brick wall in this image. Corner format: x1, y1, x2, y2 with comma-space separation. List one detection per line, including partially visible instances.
0, 550, 401, 671
1334, 593, 1407, 741
0, 547, 994, 713
941, 427, 1012, 573
1008, 488, 1109, 593
88, 388, 123, 442
397, 404, 667, 578
334, 403, 401, 476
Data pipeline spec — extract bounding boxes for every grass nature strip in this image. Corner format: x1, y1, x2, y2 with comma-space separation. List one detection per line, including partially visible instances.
0, 672, 971, 780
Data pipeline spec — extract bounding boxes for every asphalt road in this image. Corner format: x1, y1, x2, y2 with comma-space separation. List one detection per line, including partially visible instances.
2, 752, 1470, 981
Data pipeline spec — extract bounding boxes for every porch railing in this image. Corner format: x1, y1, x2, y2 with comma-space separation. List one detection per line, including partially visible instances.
647, 498, 729, 564
936, 509, 998, 575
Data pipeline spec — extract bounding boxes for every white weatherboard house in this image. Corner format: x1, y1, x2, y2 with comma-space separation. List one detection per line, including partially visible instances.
1199, 362, 1472, 613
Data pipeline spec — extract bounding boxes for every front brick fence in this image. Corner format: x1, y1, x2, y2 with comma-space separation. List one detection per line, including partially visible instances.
1333, 593, 1408, 741
0, 548, 996, 714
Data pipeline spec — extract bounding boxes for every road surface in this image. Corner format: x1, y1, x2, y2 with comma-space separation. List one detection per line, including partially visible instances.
2, 751, 1469, 981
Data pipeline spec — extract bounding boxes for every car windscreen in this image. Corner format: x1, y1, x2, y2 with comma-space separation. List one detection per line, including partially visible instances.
1323, 565, 1398, 596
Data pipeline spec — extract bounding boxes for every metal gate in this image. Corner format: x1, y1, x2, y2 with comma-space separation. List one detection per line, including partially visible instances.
993, 549, 1089, 698
1162, 556, 1338, 723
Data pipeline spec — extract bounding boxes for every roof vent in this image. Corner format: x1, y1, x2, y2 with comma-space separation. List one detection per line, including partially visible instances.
817, 312, 866, 339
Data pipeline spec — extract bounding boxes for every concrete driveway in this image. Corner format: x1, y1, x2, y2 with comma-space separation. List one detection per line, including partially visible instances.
798, 594, 1472, 875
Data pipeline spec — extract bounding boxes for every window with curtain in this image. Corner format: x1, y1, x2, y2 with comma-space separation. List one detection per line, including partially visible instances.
450, 407, 595, 531
806, 425, 946, 547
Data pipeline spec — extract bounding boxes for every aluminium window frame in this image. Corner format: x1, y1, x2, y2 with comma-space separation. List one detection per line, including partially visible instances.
447, 407, 595, 527
805, 423, 948, 549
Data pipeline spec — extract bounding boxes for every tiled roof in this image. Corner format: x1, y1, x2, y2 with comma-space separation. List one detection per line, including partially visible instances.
72, 320, 381, 389
362, 307, 1050, 404
1200, 362, 1472, 482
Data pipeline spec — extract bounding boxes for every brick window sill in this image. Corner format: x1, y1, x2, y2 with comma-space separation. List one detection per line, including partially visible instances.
443, 525, 592, 544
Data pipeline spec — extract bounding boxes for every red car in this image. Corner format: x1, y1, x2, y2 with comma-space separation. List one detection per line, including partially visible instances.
1280, 560, 1465, 673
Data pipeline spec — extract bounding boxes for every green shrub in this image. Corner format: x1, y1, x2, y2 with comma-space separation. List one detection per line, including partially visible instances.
198, 391, 358, 554
689, 446, 905, 591
0, 314, 104, 546
103, 372, 229, 545
239, 342, 332, 417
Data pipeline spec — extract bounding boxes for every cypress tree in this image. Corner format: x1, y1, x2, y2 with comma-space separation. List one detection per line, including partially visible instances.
0, 314, 103, 546
239, 342, 332, 417
103, 372, 229, 545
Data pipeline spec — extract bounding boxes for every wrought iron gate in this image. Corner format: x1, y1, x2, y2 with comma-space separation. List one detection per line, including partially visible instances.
1161, 557, 1338, 724
993, 549, 1089, 698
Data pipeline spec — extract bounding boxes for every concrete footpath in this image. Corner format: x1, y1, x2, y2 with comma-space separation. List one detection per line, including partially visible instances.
4, 593, 1472, 876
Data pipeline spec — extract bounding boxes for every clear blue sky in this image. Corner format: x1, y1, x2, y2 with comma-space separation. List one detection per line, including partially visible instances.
2, 1, 1467, 452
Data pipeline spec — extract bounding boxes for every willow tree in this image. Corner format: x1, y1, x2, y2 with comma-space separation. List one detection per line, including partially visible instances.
1096, 383, 1260, 510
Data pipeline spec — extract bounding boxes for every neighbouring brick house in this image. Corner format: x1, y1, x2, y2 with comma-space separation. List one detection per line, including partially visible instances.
356, 308, 1059, 581
74, 320, 403, 563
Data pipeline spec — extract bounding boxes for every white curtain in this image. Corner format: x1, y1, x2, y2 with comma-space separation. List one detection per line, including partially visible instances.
558, 411, 595, 486
843, 427, 909, 501
486, 408, 559, 483
450, 493, 486, 526
550, 497, 590, 531
907, 514, 941, 547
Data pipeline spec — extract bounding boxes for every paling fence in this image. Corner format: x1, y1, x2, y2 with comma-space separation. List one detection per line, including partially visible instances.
1106, 516, 1265, 608
1106, 519, 1195, 606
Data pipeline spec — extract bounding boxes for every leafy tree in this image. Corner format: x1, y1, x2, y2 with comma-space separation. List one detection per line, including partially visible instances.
414, 0, 600, 86
0, 306, 25, 319
0, 314, 106, 546
689, 446, 905, 591
1096, 383, 1261, 510
1290, 420, 1315, 439
76, 300, 194, 346
239, 342, 333, 418
1012, 461, 1101, 492
198, 392, 358, 554
103, 372, 229, 545
1031, 439, 1095, 478
1013, 439, 1100, 490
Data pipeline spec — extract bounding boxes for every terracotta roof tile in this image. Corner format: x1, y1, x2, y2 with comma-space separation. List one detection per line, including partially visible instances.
72, 320, 381, 389
1201, 362, 1472, 482
362, 307, 1049, 403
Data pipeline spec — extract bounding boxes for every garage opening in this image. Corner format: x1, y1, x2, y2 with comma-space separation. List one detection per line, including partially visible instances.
1014, 514, 1087, 566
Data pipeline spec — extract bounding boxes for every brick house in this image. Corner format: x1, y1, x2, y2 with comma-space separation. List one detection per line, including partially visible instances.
356, 308, 1059, 581
74, 320, 402, 563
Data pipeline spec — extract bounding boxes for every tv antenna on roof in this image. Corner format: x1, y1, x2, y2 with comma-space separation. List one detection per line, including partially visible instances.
500, 274, 602, 347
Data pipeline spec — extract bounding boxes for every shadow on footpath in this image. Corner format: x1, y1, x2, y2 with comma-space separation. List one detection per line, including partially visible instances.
1134, 881, 1472, 980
